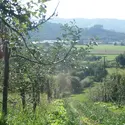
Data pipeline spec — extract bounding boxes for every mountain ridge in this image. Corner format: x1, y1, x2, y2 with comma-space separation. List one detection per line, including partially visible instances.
49, 18, 125, 33
29, 22, 125, 43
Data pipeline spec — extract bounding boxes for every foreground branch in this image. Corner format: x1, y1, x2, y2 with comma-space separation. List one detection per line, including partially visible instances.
28, 1, 60, 30
11, 43, 74, 66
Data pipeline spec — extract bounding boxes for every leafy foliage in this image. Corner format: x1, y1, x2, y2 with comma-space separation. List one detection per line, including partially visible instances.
116, 53, 125, 67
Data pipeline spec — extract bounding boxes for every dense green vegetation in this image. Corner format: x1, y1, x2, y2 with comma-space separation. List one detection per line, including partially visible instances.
1, 1, 125, 125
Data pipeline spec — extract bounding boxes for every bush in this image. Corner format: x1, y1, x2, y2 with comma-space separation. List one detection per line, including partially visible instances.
106, 60, 117, 68
62, 91, 71, 98
87, 73, 125, 105
72, 71, 85, 80
84, 55, 102, 61
116, 53, 125, 67
55, 73, 72, 98
70, 76, 82, 94
85, 63, 108, 82
86, 83, 106, 102
80, 76, 94, 89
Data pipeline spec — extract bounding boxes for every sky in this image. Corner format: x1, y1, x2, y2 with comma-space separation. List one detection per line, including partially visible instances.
45, 0, 125, 19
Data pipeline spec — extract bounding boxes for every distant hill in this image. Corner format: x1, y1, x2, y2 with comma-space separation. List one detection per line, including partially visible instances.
29, 22, 125, 43
80, 25, 125, 43
29, 22, 62, 41
50, 18, 125, 33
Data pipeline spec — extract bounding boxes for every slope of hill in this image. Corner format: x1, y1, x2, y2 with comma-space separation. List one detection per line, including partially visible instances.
50, 18, 125, 33
80, 25, 125, 43
29, 22, 125, 43
29, 22, 62, 41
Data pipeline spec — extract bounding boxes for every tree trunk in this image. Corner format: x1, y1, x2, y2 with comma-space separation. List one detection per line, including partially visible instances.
32, 83, 37, 113
37, 87, 40, 104
47, 79, 52, 103
2, 41, 9, 116
20, 88, 26, 110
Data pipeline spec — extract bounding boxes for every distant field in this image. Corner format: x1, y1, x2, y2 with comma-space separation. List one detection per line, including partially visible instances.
107, 68, 125, 75
93, 45, 125, 51
77, 44, 125, 54
77, 44, 125, 60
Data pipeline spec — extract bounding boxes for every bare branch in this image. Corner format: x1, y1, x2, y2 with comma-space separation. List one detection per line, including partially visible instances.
29, 1, 60, 30
53, 44, 74, 65
11, 54, 49, 65
11, 43, 74, 66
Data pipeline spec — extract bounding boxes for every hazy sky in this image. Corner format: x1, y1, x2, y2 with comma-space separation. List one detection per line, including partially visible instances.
46, 0, 125, 19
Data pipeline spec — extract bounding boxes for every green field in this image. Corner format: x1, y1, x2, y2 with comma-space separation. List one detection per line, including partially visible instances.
93, 45, 125, 51
92, 45, 125, 55
107, 68, 125, 75
77, 44, 125, 54
77, 44, 125, 60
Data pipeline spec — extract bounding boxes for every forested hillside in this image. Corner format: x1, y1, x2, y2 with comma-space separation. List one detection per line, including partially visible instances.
29, 22, 125, 43
29, 22, 62, 41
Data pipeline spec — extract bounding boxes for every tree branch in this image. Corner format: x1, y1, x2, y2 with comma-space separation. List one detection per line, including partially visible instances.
53, 44, 74, 64
0, 1, 60, 61
28, 1, 60, 30
0, 1, 75, 66
0, 17, 40, 61
11, 54, 49, 65
11, 43, 74, 66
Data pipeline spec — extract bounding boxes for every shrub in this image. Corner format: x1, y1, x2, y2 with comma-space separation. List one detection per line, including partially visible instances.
70, 76, 82, 94
84, 55, 102, 61
62, 91, 71, 98
80, 76, 94, 89
72, 71, 85, 80
106, 60, 117, 68
55, 73, 72, 98
116, 53, 125, 67
86, 83, 105, 102
85, 63, 108, 82
87, 73, 125, 105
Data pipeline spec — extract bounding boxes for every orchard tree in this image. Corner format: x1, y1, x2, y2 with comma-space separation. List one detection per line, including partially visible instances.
0, 0, 92, 119
0, 0, 59, 117
8, 20, 83, 113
